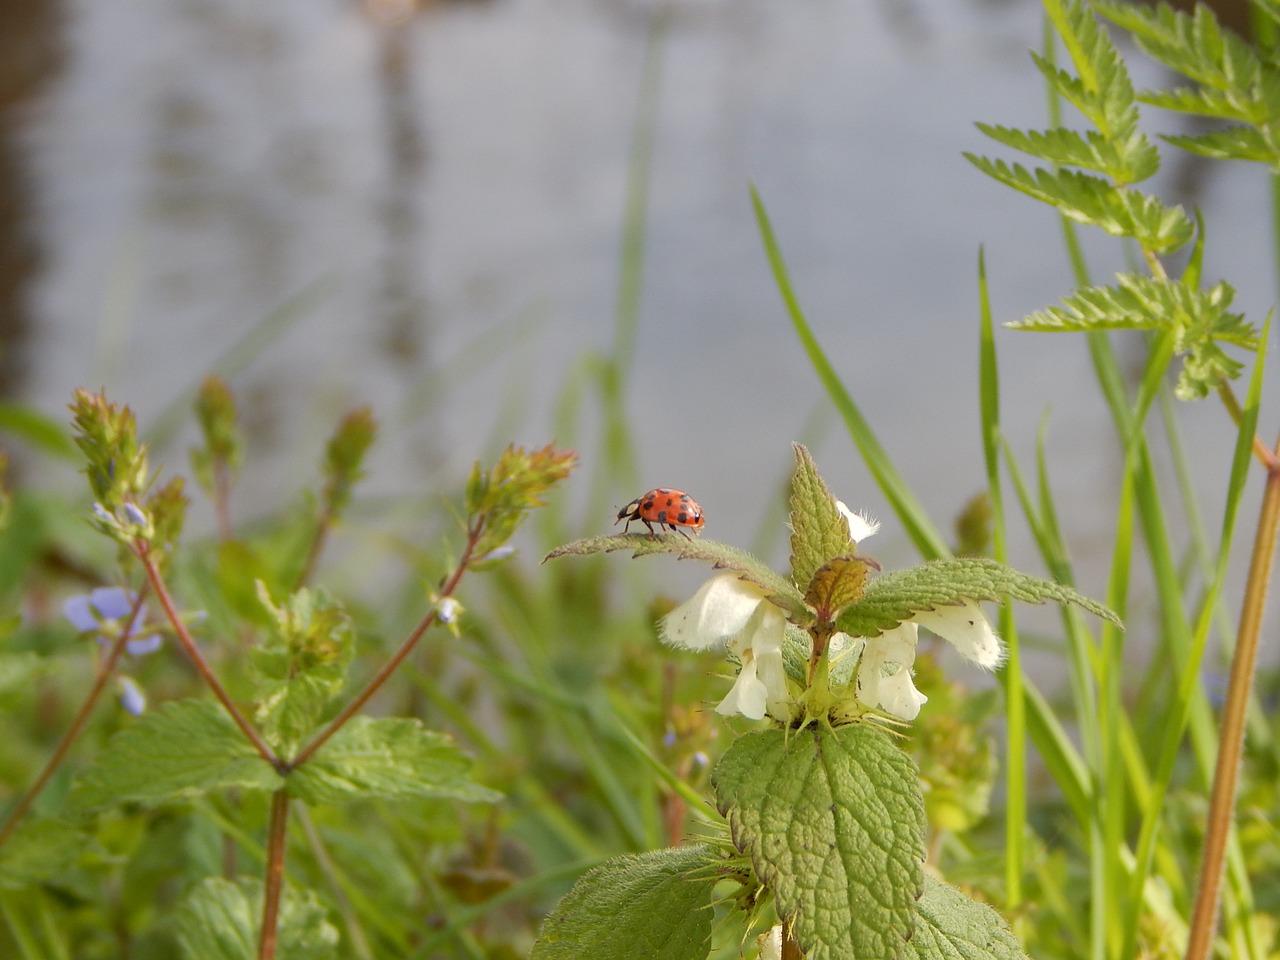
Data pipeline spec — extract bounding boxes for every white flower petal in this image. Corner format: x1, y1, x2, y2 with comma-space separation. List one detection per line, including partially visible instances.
715, 655, 768, 720
835, 500, 880, 544
757, 925, 784, 960
855, 623, 927, 720
751, 617, 791, 721
661, 573, 768, 650
912, 601, 1004, 669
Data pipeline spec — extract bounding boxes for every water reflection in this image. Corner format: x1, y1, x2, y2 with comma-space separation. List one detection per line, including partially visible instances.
5, 0, 1273, 635
0, 0, 64, 401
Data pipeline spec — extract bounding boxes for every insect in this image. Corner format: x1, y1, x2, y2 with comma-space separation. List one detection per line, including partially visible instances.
615, 488, 705, 539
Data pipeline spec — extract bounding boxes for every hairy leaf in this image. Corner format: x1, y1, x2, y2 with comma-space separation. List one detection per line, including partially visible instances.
904, 877, 1030, 960
789, 444, 855, 593
68, 700, 282, 812
253, 586, 355, 755
175, 878, 338, 960
804, 556, 876, 622
0, 816, 86, 888
545, 535, 808, 621
288, 717, 500, 806
963, 158, 1193, 251
837, 558, 1119, 639
713, 726, 924, 960
531, 845, 718, 960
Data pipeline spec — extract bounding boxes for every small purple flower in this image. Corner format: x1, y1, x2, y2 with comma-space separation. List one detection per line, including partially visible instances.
123, 502, 148, 527
118, 676, 146, 716
63, 587, 162, 657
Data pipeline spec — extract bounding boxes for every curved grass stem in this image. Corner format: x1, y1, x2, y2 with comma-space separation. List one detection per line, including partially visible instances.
1184, 458, 1280, 960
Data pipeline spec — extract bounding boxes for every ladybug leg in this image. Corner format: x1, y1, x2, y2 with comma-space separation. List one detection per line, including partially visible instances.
642, 519, 657, 537
676, 526, 693, 541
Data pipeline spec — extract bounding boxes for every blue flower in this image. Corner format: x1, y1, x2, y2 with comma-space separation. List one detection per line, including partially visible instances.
117, 676, 147, 716
63, 587, 162, 657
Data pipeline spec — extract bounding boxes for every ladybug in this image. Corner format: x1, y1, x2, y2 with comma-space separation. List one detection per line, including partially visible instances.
615, 488, 705, 539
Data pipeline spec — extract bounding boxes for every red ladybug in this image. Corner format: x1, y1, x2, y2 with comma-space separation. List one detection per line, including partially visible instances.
615, 488, 705, 539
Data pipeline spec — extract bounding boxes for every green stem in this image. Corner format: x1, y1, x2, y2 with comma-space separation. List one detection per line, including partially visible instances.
1184, 454, 1280, 960
0, 590, 147, 848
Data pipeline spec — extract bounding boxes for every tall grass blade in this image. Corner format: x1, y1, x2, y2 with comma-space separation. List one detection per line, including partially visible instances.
750, 185, 949, 559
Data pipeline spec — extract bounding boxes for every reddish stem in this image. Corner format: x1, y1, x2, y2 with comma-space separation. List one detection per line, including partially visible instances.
1184, 458, 1280, 960
287, 519, 484, 769
136, 544, 282, 770
257, 788, 291, 960
0, 589, 147, 848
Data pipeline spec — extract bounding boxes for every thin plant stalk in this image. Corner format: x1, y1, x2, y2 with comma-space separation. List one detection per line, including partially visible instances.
1185, 449, 1280, 960
137, 544, 282, 770
288, 518, 484, 769
257, 788, 291, 960
0, 589, 148, 848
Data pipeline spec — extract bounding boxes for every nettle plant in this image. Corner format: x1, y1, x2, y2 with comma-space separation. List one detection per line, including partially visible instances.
541, 445, 1117, 960
0, 386, 575, 958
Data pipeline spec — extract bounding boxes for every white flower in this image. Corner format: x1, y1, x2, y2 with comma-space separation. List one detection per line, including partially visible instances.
757, 925, 784, 960
855, 623, 929, 720
661, 573, 791, 721
853, 602, 1003, 720
836, 500, 880, 544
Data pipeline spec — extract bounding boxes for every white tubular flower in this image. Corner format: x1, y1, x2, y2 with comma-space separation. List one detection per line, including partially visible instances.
835, 500, 880, 544
757, 925, 784, 960
912, 600, 1004, 669
855, 623, 928, 720
661, 574, 771, 651
854, 601, 1003, 720
662, 573, 791, 721
717, 601, 789, 721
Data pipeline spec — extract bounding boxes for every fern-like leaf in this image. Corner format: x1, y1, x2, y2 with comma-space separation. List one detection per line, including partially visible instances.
974, 124, 1158, 183
1161, 127, 1280, 166
964, 157, 1193, 250
1041, 0, 1143, 141
1095, 0, 1274, 125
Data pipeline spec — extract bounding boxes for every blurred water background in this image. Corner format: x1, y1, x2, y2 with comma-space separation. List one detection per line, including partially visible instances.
1, 0, 1274, 666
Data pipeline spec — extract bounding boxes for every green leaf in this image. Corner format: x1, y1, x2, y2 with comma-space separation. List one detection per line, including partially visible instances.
0, 652, 47, 706
253, 585, 355, 755
788, 444, 856, 593
904, 877, 1030, 960
1009, 274, 1255, 397
68, 700, 282, 812
804, 556, 876, 622
963, 157, 1193, 251
531, 844, 718, 960
0, 402, 79, 460
288, 717, 500, 806
1040, 0, 1142, 140
175, 877, 339, 960
1094, 0, 1273, 124
974, 123, 1158, 183
713, 726, 925, 960
1160, 127, 1280, 166
838, 557, 1120, 639
0, 817, 86, 889
545, 535, 809, 621
1011, 274, 1246, 336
